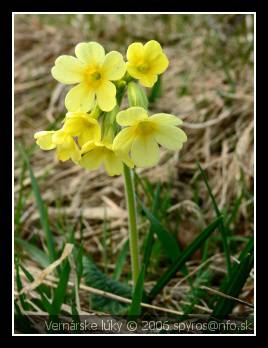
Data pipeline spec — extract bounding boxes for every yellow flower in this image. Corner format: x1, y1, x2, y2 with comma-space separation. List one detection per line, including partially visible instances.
63, 112, 101, 146
79, 141, 133, 176
51, 42, 126, 112
34, 129, 81, 163
113, 107, 187, 168
34, 131, 56, 150
126, 40, 169, 88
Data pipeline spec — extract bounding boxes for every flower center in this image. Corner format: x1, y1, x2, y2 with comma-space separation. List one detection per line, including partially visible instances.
84, 68, 103, 88
91, 71, 101, 81
136, 121, 155, 136
137, 63, 149, 73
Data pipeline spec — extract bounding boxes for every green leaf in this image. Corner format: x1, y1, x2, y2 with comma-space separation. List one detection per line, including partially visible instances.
128, 265, 146, 317
17, 144, 57, 263
14, 159, 27, 234
142, 177, 154, 199
139, 192, 190, 282
113, 239, 129, 281
212, 238, 254, 318
15, 257, 28, 310
142, 184, 162, 270
75, 244, 84, 285
140, 202, 181, 263
19, 264, 52, 313
148, 76, 161, 103
238, 237, 254, 262
51, 260, 71, 315
15, 238, 50, 268
149, 216, 223, 300
197, 161, 232, 275
226, 191, 243, 229
83, 256, 132, 315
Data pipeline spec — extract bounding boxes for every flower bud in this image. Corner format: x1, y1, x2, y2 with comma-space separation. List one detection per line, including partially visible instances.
127, 81, 148, 110
102, 104, 120, 142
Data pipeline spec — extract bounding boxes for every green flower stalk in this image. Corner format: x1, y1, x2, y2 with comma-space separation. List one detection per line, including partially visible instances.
123, 164, 140, 287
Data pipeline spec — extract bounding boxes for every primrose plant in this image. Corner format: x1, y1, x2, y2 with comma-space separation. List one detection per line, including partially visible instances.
34, 40, 187, 287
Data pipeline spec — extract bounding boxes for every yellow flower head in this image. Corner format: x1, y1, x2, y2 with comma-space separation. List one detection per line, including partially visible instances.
51, 42, 126, 112
34, 129, 81, 163
63, 112, 101, 147
126, 40, 169, 88
79, 140, 133, 176
113, 107, 187, 168
34, 130, 56, 151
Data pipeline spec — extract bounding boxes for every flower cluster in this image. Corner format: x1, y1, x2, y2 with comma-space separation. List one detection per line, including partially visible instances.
35, 40, 187, 176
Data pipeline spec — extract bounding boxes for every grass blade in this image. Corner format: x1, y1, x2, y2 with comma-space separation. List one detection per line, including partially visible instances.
140, 200, 190, 282
197, 161, 232, 276
128, 265, 146, 316
148, 76, 162, 103
140, 202, 182, 263
142, 183, 161, 269
212, 239, 254, 318
149, 216, 223, 300
113, 239, 129, 281
19, 264, 52, 313
51, 260, 71, 315
14, 159, 27, 234
238, 236, 254, 262
226, 191, 243, 229
15, 238, 50, 268
17, 144, 57, 263
15, 257, 28, 310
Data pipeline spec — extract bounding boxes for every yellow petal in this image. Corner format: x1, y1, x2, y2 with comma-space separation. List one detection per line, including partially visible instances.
70, 145, 82, 163
63, 113, 101, 145
126, 63, 144, 80
78, 127, 100, 147
96, 81, 116, 112
56, 146, 70, 161
127, 64, 158, 87
150, 53, 169, 75
150, 113, 183, 127
116, 107, 148, 126
131, 136, 160, 168
103, 151, 123, 176
75, 42, 105, 66
79, 148, 104, 170
51, 55, 84, 84
113, 127, 136, 154
139, 74, 158, 88
127, 42, 144, 64
56, 136, 81, 162
34, 131, 56, 150
65, 83, 95, 112
81, 140, 97, 155
154, 126, 187, 150
144, 40, 163, 60
144, 41, 168, 75
102, 51, 126, 80
118, 152, 134, 169
63, 113, 87, 135
52, 129, 68, 145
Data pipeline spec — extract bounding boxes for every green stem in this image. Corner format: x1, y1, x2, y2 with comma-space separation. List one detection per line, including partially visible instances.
123, 164, 140, 287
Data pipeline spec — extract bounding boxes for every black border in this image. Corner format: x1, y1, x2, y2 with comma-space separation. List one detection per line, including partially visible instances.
1, 0, 256, 337
1, 9, 12, 338
1, 0, 259, 12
